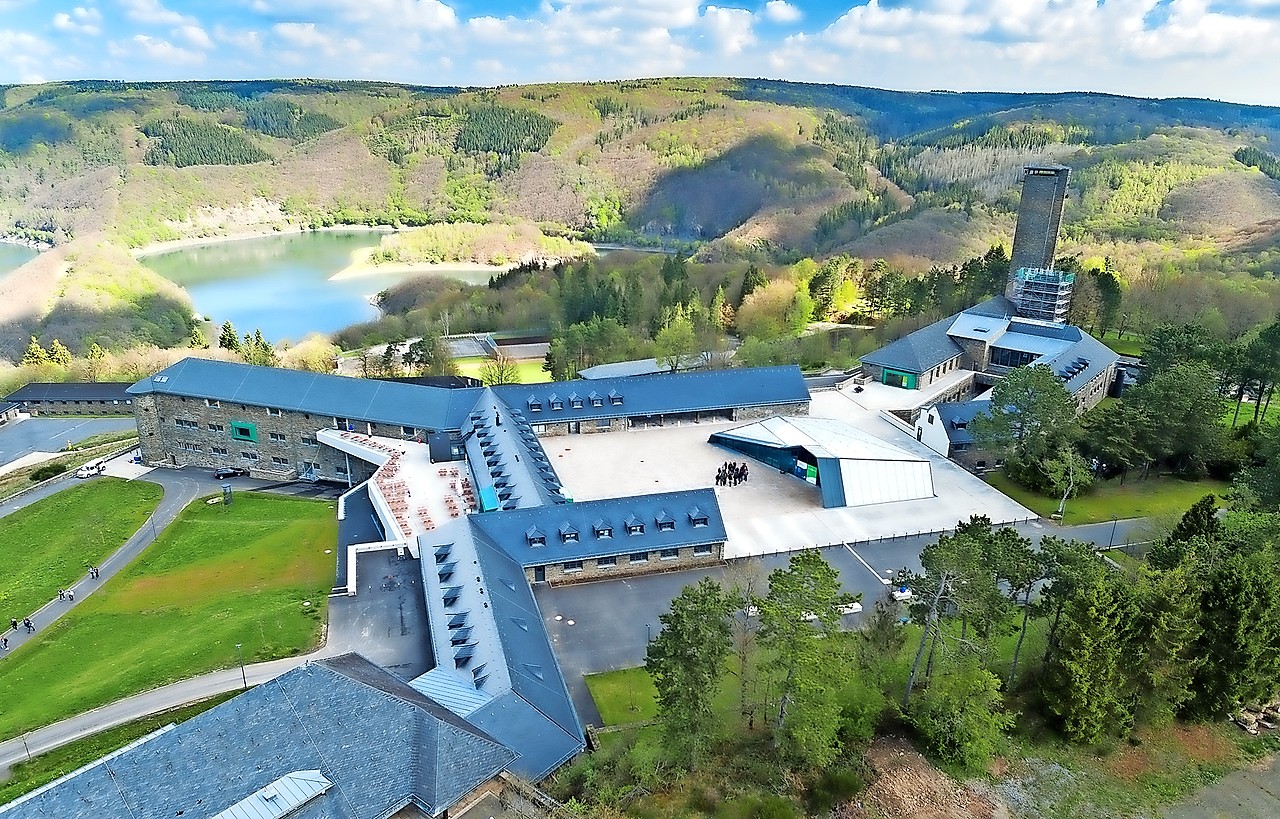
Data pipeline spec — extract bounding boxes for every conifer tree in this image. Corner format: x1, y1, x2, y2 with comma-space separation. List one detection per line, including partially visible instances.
86, 342, 106, 382
48, 339, 73, 367
21, 336, 48, 366
218, 321, 240, 351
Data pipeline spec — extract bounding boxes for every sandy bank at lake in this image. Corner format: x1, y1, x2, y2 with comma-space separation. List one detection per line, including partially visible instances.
329, 246, 515, 281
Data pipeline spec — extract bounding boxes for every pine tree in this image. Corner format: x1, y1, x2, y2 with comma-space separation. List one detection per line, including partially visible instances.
739, 264, 767, 305
189, 325, 209, 350
48, 339, 73, 367
218, 321, 240, 351
1128, 565, 1203, 725
1041, 571, 1133, 743
21, 336, 48, 366
86, 342, 106, 382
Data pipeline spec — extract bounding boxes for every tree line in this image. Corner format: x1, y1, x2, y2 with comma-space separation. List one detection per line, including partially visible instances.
141, 117, 271, 167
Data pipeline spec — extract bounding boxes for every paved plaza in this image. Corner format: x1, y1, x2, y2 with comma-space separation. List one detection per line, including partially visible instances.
546, 386, 1035, 559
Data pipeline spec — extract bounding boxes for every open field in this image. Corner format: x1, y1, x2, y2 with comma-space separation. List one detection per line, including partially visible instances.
0, 692, 237, 803
586, 667, 660, 726
0, 479, 161, 619
1223, 397, 1280, 427
984, 473, 1228, 526
454, 355, 551, 384
0, 493, 335, 738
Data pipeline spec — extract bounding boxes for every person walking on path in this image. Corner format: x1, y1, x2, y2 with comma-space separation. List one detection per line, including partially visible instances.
1, 636, 7, 650
57, 589, 65, 601
67, 589, 75, 602
23, 617, 34, 633
10, 618, 16, 631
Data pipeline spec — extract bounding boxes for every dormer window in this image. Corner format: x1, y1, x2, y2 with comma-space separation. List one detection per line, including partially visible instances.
527, 397, 542, 412
608, 390, 623, 406
589, 392, 603, 408
625, 515, 644, 536
656, 511, 675, 532
560, 523, 579, 543
688, 507, 709, 528
526, 526, 546, 547
593, 519, 613, 539
549, 393, 563, 411
569, 393, 583, 409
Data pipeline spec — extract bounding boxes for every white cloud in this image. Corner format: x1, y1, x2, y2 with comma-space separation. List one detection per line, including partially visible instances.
174, 24, 213, 50
763, 1, 801, 24
0, 29, 52, 82
272, 21, 332, 50
119, 0, 194, 26
108, 33, 204, 64
250, 0, 457, 30
703, 6, 756, 56
213, 24, 262, 53
52, 7, 103, 36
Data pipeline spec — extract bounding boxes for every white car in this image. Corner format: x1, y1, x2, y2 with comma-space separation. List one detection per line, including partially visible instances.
891, 586, 913, 602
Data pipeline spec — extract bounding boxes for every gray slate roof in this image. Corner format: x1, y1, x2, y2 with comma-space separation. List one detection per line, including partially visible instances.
469, 488, 726, 565
0, 656, 515, 819
859, 313, 964, 374
5, 381, 133, 402
129, 358, 481, 432
934, 400, 991, 446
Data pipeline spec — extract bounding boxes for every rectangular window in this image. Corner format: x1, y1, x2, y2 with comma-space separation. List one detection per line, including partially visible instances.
657, 520, 676, 532
230, 422, 257, 442
562, 531, 579, 543
596, 419, 612, 429
208, 423, 224, 432
271, 456, 289, 467
300, 434, 318, 447
563, 560, 583, 573
181, 442, 201, 453
336, 465, 349, 476
402, 426, 416, 436
690, 516, 708, 528
550, 400, 563, 411
595, 527, 613, 539
266, 408, 283, 417
241, 451, 259, 462
693, 543, 712, 556
591, 397, 603, 407
626, 523, 644, 536
174, 418, 199, 429
205, 399, 220, 408
660, 548, 679, 560
570, 398, 583, 409
597, 556, 617, 568
269, 432, 286, 444
629, 552, 649, 564
211, 446, 228, 457
530, 424, 547, 434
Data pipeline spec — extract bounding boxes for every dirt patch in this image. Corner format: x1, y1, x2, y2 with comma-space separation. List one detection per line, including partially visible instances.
1167, 722, 1236, 765
1102, 744, 1157, 781
838, 736, 1007, 819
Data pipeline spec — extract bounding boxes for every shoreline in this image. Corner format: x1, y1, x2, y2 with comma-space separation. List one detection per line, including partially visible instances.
0, 236, 51, 251
330, 246, 515, 281
131, 224, 396, 258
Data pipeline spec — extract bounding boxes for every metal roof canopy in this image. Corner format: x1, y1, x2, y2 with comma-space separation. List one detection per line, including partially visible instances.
210, 770, 332, 819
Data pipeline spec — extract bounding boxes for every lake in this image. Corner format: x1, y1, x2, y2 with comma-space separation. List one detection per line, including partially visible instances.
0, 244, 39, 277
140, 230, 497, 342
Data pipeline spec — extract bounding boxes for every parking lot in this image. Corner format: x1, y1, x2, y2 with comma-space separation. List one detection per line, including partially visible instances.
0, 416, 136, 474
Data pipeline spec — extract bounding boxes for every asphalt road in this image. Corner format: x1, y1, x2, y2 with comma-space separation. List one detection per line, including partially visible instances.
0, 416, 134, 467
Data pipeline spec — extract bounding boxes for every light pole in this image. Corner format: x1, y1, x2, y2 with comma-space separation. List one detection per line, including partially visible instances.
236, 643, 247, 690
645, 623, 652, 642
20, 732, 31, 762
1109, 515, 1119, 549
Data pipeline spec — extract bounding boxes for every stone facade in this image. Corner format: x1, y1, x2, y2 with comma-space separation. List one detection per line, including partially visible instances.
529, 417, 628, 437
525, 542, 723, 584
135, 393, 386, 484
734, 401, 810, 420
22, 397, 134, 416
1074, 363, 1116, 414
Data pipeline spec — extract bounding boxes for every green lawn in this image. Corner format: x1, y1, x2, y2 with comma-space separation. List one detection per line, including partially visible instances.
1221, 397, 1280, 427
0, 692, 237, 805
1096, 330, 1145, 358
0, 479, 162, 619
67, 429, 139, 450
985, 473, 1228, 525
454, 356, 551, 384
0, 493, 335, 738
586, 667, 660, 725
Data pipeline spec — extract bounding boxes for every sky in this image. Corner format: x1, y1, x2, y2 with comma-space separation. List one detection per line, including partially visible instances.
1, 0, 1278, 106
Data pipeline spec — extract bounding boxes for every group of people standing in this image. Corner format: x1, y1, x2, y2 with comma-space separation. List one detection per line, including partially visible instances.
5, 564, 103, 651
715, 461, 750, 487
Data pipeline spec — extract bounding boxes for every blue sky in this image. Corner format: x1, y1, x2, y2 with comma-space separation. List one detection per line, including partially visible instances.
1, 0, 1277, 105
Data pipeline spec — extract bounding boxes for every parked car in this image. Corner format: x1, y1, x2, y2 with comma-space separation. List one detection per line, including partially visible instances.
213, 467, 248, 479
76, 459, 108, 478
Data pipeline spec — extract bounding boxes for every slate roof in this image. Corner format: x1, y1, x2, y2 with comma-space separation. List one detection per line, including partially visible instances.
5, 381, 133, 402
469, 488, 727, 565
0, 655, 515, 819
491, 365, 808, 423
463, 390, 566, 510
934, 400, 992, 446
128, 358, 482, 432
1043, 330, 1120, 395
859, 313, 964, 374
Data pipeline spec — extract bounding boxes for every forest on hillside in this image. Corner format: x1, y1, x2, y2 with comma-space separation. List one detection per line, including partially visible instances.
0, 77, 1279, 377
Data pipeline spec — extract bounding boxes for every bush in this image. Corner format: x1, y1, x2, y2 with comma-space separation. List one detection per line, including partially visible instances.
29, 463, 69, 482
806, 767, 866, 813
716, 795, 799, 819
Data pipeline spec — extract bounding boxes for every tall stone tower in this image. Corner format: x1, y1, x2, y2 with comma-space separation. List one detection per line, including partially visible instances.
1007, 164, 1073, 322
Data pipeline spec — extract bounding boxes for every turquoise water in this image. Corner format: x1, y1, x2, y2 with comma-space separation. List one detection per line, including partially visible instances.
0, 244, 38, 276
140, 230, 495, 342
